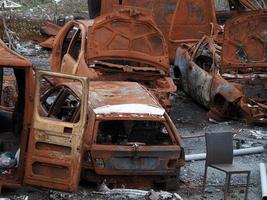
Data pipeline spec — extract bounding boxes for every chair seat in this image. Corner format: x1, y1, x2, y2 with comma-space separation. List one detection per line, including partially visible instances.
210, 163, 250, 174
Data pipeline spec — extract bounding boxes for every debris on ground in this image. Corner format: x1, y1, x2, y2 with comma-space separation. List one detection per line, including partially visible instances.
95, 183, 183, 200
0, 152, 16, 174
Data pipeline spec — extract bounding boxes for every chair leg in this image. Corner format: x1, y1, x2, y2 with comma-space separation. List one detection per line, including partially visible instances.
244, 172, 250, 200
224, 173, 230, 200
227, 173, 231, 191
202, 165, 208, 192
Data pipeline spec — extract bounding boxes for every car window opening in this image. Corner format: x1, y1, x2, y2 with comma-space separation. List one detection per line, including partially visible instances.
96, 120, 172, 145
40, 80, 81, 123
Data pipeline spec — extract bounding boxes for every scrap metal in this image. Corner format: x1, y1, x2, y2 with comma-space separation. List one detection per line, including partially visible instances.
221, 11, 267, 123
24, 71, 89, 192
40, 21, 61, 37
175, 11, 267, 124
76, 81, 184, 189
100, 0, 217, 61
0, 39, 34, 192
51, 8, 176, 111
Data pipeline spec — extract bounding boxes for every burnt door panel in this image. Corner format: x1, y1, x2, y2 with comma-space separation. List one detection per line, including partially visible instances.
169, 0, 216, 42
24, 71, 89, 192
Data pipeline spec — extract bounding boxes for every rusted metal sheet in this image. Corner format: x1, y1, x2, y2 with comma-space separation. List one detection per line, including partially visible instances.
24, 71, 89, 192
222, 11, 267, 71
72, 81, 183, 188
0, 39, 34, 192
100, 0, 217, 61
40, 21, 61, 37
36, 80, 184, 189
0, 40, 32, 67
88, 7, 169, 73
221, 11, 267, 123
101, 0, 179, 37
175, 11, 267, 124
39, 36, 55, 49
169, 0, 217, 42
175, 38, 242, 122
51, 9, 176, 112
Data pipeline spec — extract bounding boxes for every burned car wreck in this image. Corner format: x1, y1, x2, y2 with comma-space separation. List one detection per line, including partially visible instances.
51, 8, 176, 111
174, 11, 267, 124
39, 80, 184, 190
0, 40, 184, 192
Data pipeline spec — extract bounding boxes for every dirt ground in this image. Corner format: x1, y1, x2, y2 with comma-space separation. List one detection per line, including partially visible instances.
172, 89, 267, 200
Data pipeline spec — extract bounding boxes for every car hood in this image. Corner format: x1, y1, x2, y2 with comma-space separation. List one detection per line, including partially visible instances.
222, 11, 267, 72
87, 6, 170, 75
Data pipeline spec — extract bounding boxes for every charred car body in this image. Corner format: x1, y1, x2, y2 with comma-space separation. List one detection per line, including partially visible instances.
0, 39, 184, 192
174, 11, 267, 124
51, 8, 176, 111
39, 81, 184, 189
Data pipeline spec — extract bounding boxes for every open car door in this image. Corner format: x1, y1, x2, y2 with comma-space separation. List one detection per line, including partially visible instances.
169, 0, 216, 43
24, 71, 89, 192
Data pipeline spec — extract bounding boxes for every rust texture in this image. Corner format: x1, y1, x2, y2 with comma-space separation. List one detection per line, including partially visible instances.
40, 21, 61, 37
221, 10, 267, 123
0, 39, 34, 192
175, 11, 267, 124
66, 81, 184, 189
38, 21, 62, 48
33, 80, 184, 189
24, 71, 89, 192
100, 0, 217, 61
51, 8, 176, 112
88, 7, 169, 73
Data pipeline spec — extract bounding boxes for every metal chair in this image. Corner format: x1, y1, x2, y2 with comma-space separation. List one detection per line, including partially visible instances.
202, 132, 250, 200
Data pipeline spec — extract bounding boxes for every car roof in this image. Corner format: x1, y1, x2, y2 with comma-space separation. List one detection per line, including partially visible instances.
65, 81, 165, 116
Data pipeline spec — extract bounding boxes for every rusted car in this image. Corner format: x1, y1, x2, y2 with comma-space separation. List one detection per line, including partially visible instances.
51, 8, 176, 111
174, 11, 267, 124
39, 80, 185, 189
0, 37, 90, 192
0, 39, 184, 192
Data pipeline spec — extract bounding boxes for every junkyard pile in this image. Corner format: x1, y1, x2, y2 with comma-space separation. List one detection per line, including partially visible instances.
0, 0, 266, 200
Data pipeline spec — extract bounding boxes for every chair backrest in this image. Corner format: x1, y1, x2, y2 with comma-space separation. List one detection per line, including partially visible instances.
205, 132, 233, 165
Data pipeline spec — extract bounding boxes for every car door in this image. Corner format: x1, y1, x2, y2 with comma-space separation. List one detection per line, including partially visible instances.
169, 0, 217, 42
60, 27, 83, 75
24, 71, 89, 192
51, 22, 85, 74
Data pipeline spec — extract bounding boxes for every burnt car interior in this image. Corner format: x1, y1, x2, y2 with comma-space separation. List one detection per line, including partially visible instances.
193, 42, 215, 73
40, 84, 81, 123
96, 120, 173, 145
0, 67, 25, 176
